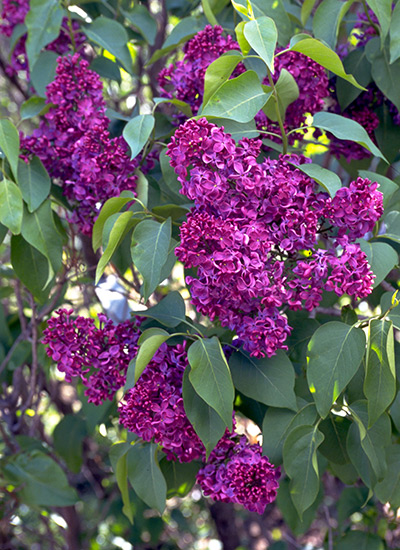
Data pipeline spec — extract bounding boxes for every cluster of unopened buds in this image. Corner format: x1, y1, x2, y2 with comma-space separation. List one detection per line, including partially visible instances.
44, 309, 279, 513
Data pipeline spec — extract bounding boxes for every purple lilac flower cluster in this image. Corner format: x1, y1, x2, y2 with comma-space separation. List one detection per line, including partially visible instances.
42, 309, 140, 405
197, 434, 280, 513
167, 118, 383, 358
256, 49, 329, 142
21, 54, 138, 234
158, 26, 329, 141
119, 342, 206, 463
0, 0, 85, 77
44, 308, 280, 510
158, 25, 242, 118
329, 5, 400, 160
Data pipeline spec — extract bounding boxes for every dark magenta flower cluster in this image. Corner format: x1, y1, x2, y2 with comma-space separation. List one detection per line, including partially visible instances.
44, 309, 279, 510
42, 309, 140, 405
21, 54, 139, 234
158, 25, 329, 140
158, 25, 242, 118
256, 49, 329, 142
196, 434, 280, 514
0, 0, 85, 77
167, 118, 383, 357
119, 342, 206, 463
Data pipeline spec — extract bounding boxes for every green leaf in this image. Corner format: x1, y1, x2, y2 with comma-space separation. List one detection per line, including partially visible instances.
366, 38, 400, 113
188, 337, 234, 428
336, 531, 385, 550
301, 0, 318, 26
283, 424, 324, 518
312, 111, 387, 162
131, 218, 172, 301
18, 157, 51, 212
84, 17, 132, 73
210, 118, 260, 141
0, 179, 23, 234
337, 48, 372, 110
374, 445, 400, 509
202, 0, 218, 25
366, 0, 392, 42
153, 97, 193, 118
307, 322, 366, 418
20, 96, 47, 121
53, 415, 87, 473
121, 5, 157, 46
243, 16, 277, 72
89, 56, 121, 83
312, 0, 355, 50
95, 211, 133, 283
358, 241, 398, 288
127, 443, 167, 514
364, 319, 396, 427
182, 367, 226, 458
318, 415, 350, 465
0, 119, 20, 180
235, 21, 251, 55
160, 457, 200, 499
152, 204, 190, 221
262, 69, 299, 122
359, 170, 398, 208
3, 450, 78, 507
290, 38, 365, 90
123, 115, 155, 160
115, 450, 133, 523
378, 210, 400, 243
11, 235, 51, 302
234, 0, 292, 45
262, 402, 317, 466
337, 486, 370, 526
347, 401, 391, 485
229, 350, 297, 410
132, 291, 186, 328
293, 162, 341, 197
92, 193, 135, 252
389, 1, 400, 63
134, 328, 171, 383
277, 476, 322, 536
25, 0, 63, 69
202, 52, 243, 107
202, 70, 270, 123
380, 291, 400, 330
159, 148, 188, 204
147, 16, 205, 64
30, 50, 58, 97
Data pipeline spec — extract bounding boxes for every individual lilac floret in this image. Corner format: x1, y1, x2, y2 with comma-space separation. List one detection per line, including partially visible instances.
197, 435, 280, 514
158, 25, 242, 117
119, 343, 206, 463
21, 54, 138, 234
43, 309, 140, 405
167, 118, 383, 357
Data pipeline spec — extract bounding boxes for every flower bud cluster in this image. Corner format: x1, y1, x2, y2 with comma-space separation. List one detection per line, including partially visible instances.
168, 118, 383, 357
21, 54, 139, 234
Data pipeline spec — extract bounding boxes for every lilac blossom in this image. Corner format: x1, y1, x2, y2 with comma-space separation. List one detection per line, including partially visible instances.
168, 118, 383, 357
